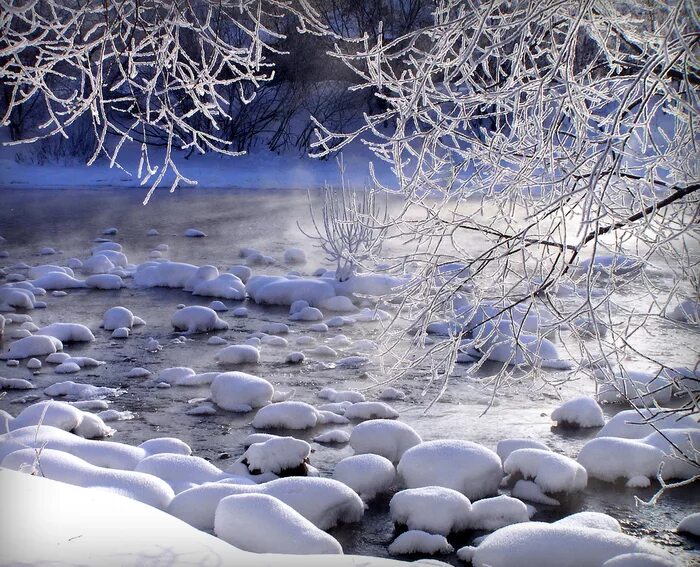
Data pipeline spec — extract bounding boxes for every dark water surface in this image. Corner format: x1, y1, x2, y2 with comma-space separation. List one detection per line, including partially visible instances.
0, 187, 698, 565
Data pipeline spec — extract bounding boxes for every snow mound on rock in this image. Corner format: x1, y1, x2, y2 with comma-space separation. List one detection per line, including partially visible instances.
388, 531, 453, 556
38, 322, 95, 343
215, 345, 260, 365
551, 397, 605, 428
252, 401, 319, 430
171, 306, 228, 333
504, 449, 587, 494
390, 486, 472, 535
1, 335, 63, 359
350, 419, 422, 463
210, 372, 273, 412
332, 454, 395, 500
243, 436, 310, 474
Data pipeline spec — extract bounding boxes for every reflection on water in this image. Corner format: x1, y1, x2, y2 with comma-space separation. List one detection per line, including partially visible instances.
0, 187, 698, 565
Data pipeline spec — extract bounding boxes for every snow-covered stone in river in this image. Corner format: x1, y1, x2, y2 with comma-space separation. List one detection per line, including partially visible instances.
332, 454, 395, 500
247, 275, 336, 307
378, 387, 406, 401
147, 228, 159, 236
39, 247, 56, 255
135, 453, 227, 492
45, 381, 117, 399
0, 377, 34, 390
126, 367, 150, 378
551, 397, 605, 428
313, 430, 350, 444
139, 437, 192, 457
102, 306, 145, 330
556, 511, 621, 532
260, 322, 289, 335
504, 449, 587, 494
169, 476, 363, 531
596, 368, 673, 406
252, 401, 319, 430
54, 362, 81, 374
596, 408, 698, 439
667, 298, 700, 323
1, 335, 63, 359
193, 274, 245, 300
307, 345, 337, 357
309, 323, 329, 333
602, 554, 677, 567
642, 428, 700, 480
215, 344, 260, 365
38, 323, 95, 343
677, 512, 700, 536
232, 307, 248, 317
388, 531, 453, 556
111, 327, 129, 339
468, 495, 530, 531
344, 401, 398, 421
243, 436, 310, 475
81, 254, 115, 275
86, 274, 123, 289
318, 295, 357, 313
336, 355, 369, 369
31, 272, 87, 290
459, 521, 673, 567
496, 439, 551, 462
350, 419, 421, 463
285, 351, 305, 364
260, 334, 288, 347
171, 306, 228, 333
228, 265, 252, 283
26, 358, 41, 370
208, 300, 228, 312
289, 306, 324, 321
210, 371, 273, 412
283, 247, 307, 265
183, 228, 206, 237
207, 336, 227, 346
511, 479, 560, 505
133, 261, 198, 288
397, 440, 502, 500
318, 388, 365, 403
214, 493, 342, 554
2, 448, 173, 509
390, 486, 472, 535
0, 287, 36, 310
577, 437, 665, 485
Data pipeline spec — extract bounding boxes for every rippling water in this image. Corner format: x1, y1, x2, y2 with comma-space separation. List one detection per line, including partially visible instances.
0, 187, 698, 565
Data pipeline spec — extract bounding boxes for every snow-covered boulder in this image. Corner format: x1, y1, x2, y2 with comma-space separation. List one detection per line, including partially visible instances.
248, 276, 336, 307
596, 408, 698, 439
398, 440, 502, 500
390, 486, 472, 535
31, 272, 86, 290
81, 254, 115, 275
459, 521, 672, 567
37, 323, 95, 343
551, 397, 605, 428
596, 368, 673, 406
350, 419, 422, 463
388, 531, 453, 556
496, 439, 550, 462
169, 476, 363, 531
214, 493, 342, 554
228, 265, 252, 283
344, 401, 398, 421
577, 437, 665, 486
215, 345, 260, 365
503, 449, 587, 494
133, 261, 198, 288
0, 377, 34, 390
252, 401, 319, 430
332, 454, 395, 500
86, 274, 124, 289
242, 436, 310, 475
0, 287, 36, 310
210, 372, 274, 412
102, 306, 145, 330
183, 228, 206, 238
667, 299, 700, 323
171, 306, 228, 333
1, 335, 63, 359
677, 512, 700, 536
135, 453, 228, 493
556, 512, 621, 532
192, 274, 246, 300
468, 495, 530, 531
283, 248, 307, 265
313, 430, 350, 444
290, 306, 324, 321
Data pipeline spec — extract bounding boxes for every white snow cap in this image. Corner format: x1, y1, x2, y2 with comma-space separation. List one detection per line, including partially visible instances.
215, 344, 260, 365
243, 436, 310, 474
344, 401, 399, 421
551, 397, 605, 428
171, 305, 228, 333
390, 486, 472, 535
283, 247, 307, 265
210, 371, 274, 412
503, 448, 587, 494
313, 430, 350, 444
462, 521, 673, 567
102, 306, 145, 330
496, 438, 550, 462
37, 322, 95, 343
214, 493, 342, 554
677, 512, 700, 536
468, 495, 531, 531
1, 335, 63, 359
350, 419, 422, 463
388, 531, 453, 556
398, 439, 502, 500
252, 401, 319, 430
596, 408, 698, 439
332, 454, 395, 500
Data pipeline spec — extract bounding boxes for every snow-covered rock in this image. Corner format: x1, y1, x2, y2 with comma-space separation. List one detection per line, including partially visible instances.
252, 401, 319, 430
0, 377, 34, 390
677, 512, 700, 536
551, 397, 605, 428
313, 430, 350, 444
398, 440, 502, 500
503, 449, 587, 494
390, 486, 472, 535
31, 272, 87, 290
468, 495, 530, 531
556, 512, 621, 532
283, 248, 307, 265
102, 306, 145, 330
86, 274, 124, 289
210, 372, 274, 412
248, 275, 336, 307
577, 437, 665, 486
344, 401, 398, 421
1, 335, 63, 359
596, 408, 698, 439
171, 306, 228, 333
379, 387, 406, 401
215, 345, 260, 365
290, 306, 324, 321
37, 322, 95, 343
135, 453, 228, 492
183, 228, 207, 237
193, 273, 246, 300
133, 261, 198, 288
388, 531, 453, 556
350, 419, 422, 463
111, 327, 129, 338
332, 454, 395, 500
667, 298, 700, 323
460, 521, 672, 567
169, 476, 363, 531
243, 436, 310, 475
44, 381, 117, 400
214, 493, 342, 554
496, 439, 550, 462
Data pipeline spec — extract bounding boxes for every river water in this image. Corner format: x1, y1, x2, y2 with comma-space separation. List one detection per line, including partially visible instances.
0, 187, 698, 565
